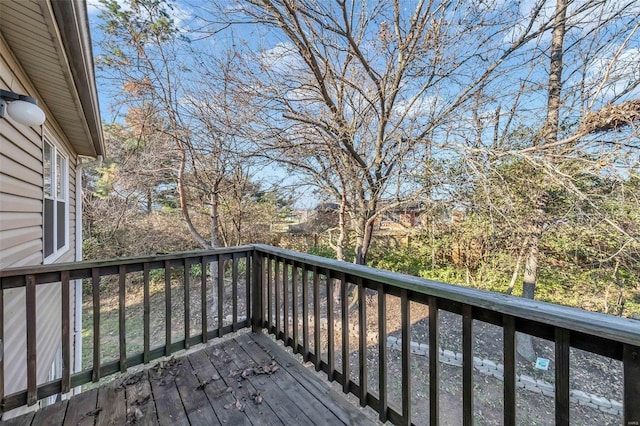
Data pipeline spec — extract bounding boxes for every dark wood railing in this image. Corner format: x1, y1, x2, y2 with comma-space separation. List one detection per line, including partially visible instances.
1, 244, 639, 425
250, 245, 640, 426
0, 246, 253, 413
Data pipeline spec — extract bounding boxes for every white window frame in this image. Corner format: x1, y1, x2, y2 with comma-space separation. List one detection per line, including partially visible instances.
43, 140, 69, 263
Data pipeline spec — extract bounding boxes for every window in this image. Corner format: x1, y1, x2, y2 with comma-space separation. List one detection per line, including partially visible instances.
43, 141, 68, 259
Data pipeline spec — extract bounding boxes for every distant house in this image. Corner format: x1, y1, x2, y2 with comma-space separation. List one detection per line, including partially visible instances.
378, 201, 426, 229
0, 0, 104, 418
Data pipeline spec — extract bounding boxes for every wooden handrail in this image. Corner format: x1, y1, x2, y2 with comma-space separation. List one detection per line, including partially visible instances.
253, 244, 640, 348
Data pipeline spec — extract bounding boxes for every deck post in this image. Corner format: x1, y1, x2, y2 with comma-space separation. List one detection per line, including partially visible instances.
252, 250, 264, 332
624, 344, 640, 426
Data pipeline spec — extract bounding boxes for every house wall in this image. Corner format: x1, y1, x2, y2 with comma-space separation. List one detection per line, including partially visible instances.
0, 34, 78, 408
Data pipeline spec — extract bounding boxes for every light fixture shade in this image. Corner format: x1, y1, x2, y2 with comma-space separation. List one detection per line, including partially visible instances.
7, 99, 46, 127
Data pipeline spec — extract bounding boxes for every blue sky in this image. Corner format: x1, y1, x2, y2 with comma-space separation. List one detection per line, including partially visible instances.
86, 0, 640, 208
86, 0, 323, 208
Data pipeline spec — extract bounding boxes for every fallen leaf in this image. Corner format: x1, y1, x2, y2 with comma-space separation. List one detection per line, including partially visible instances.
252, 391, 263, 404
196, 378, 212, 390
85, 408, 103, 417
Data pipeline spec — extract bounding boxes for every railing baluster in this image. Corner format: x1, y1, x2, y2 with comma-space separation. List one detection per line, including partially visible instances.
292, 262, 299, 352
232, 253, 238, 331
624, 344, 640, 425
92, 268, 101, 382
61, 270, 70, 393
246, 252, 252, 325
217, 254, 224, 337
183, 259, 190, 349
428, 296, 439, 426
164, 260, 172, 356
358, 277, 367, 407
201, 256, 208, 343
555, 328, 570, 426
267, 255, 272, 331
341, 273, 349, 394
143, 262, 150, 363
251, 251, 263, 332
263, 255, 268, 327
302, 265, 310, 361
284, 260, 289, 345
401, 289, 410, 425
327, 275, 335, 382
503, 315, 516, 426
275, 257, 280, 337
118, 266, 126, 373
313, 266, 321, 372
462, 304, 474, 426
378, 283, 387, 423
26, 274, 37, 405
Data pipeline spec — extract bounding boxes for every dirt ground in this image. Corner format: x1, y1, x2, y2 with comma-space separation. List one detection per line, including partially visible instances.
84, 268, 623, 425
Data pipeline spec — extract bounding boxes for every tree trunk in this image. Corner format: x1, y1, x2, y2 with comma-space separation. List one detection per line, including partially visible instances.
176, 147, 210, 249
431, 221, 436, 270
210, 190, 220, 248
517, 0, 567, 363
355, 217, 374, 265
515, 228, 539, 361
506, 242, 525, 295
146, 188, 152, 214
336, 193, 347, 261
522, 231, 540, 299
543, 0, 567, 145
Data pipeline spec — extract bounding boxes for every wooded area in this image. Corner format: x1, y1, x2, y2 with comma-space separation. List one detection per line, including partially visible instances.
86, 0, 640, 320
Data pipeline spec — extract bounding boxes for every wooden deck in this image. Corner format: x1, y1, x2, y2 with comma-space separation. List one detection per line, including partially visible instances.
1, 333, 374, 425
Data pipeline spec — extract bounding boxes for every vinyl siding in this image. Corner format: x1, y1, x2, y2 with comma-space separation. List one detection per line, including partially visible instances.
1, 32, 79, 408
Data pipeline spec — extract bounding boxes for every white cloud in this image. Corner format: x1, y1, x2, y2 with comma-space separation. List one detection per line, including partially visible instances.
168, 3, 194, 32
87, 0, 103, 15
502, 0, 554, 44
586, 47, 640, 103
568, 0, 640, 35
87, 0, 193, 31
260, 42, 303, 74
393, 95, 439, 121
87, 0, 134, 15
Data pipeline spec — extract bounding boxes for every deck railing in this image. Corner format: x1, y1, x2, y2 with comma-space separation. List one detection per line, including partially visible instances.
1, 244, 639, 425
0, 246, 253, 412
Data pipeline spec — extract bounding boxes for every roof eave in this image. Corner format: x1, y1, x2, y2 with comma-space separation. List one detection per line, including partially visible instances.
46, 0, 104, 157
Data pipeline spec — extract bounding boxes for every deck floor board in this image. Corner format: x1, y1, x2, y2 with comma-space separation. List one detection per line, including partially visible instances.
173, 354, 221, 426
122, 370, 157, 425
206, 340, 284, 425
148, 360, 190, 426
1, 333, 375, 426
62, 387, 98, 426
96, 381, 127, 426
31, 400, 67, 426
236, 333, 345, 425
223, 338, 314, 425
187, 349, 251, 426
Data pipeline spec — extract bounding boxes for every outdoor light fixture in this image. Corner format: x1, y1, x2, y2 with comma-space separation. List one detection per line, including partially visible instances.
0, 89, 46, 127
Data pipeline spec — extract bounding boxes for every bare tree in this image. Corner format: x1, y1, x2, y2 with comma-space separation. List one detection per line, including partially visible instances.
434, 0, 640, 346
97, 0, 266, 249
218, 0, 563, 264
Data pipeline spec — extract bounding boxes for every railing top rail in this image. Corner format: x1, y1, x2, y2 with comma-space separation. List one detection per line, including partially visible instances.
253, 244, 640, 347
0, 245, 254, 278
1, 243, 637, 347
